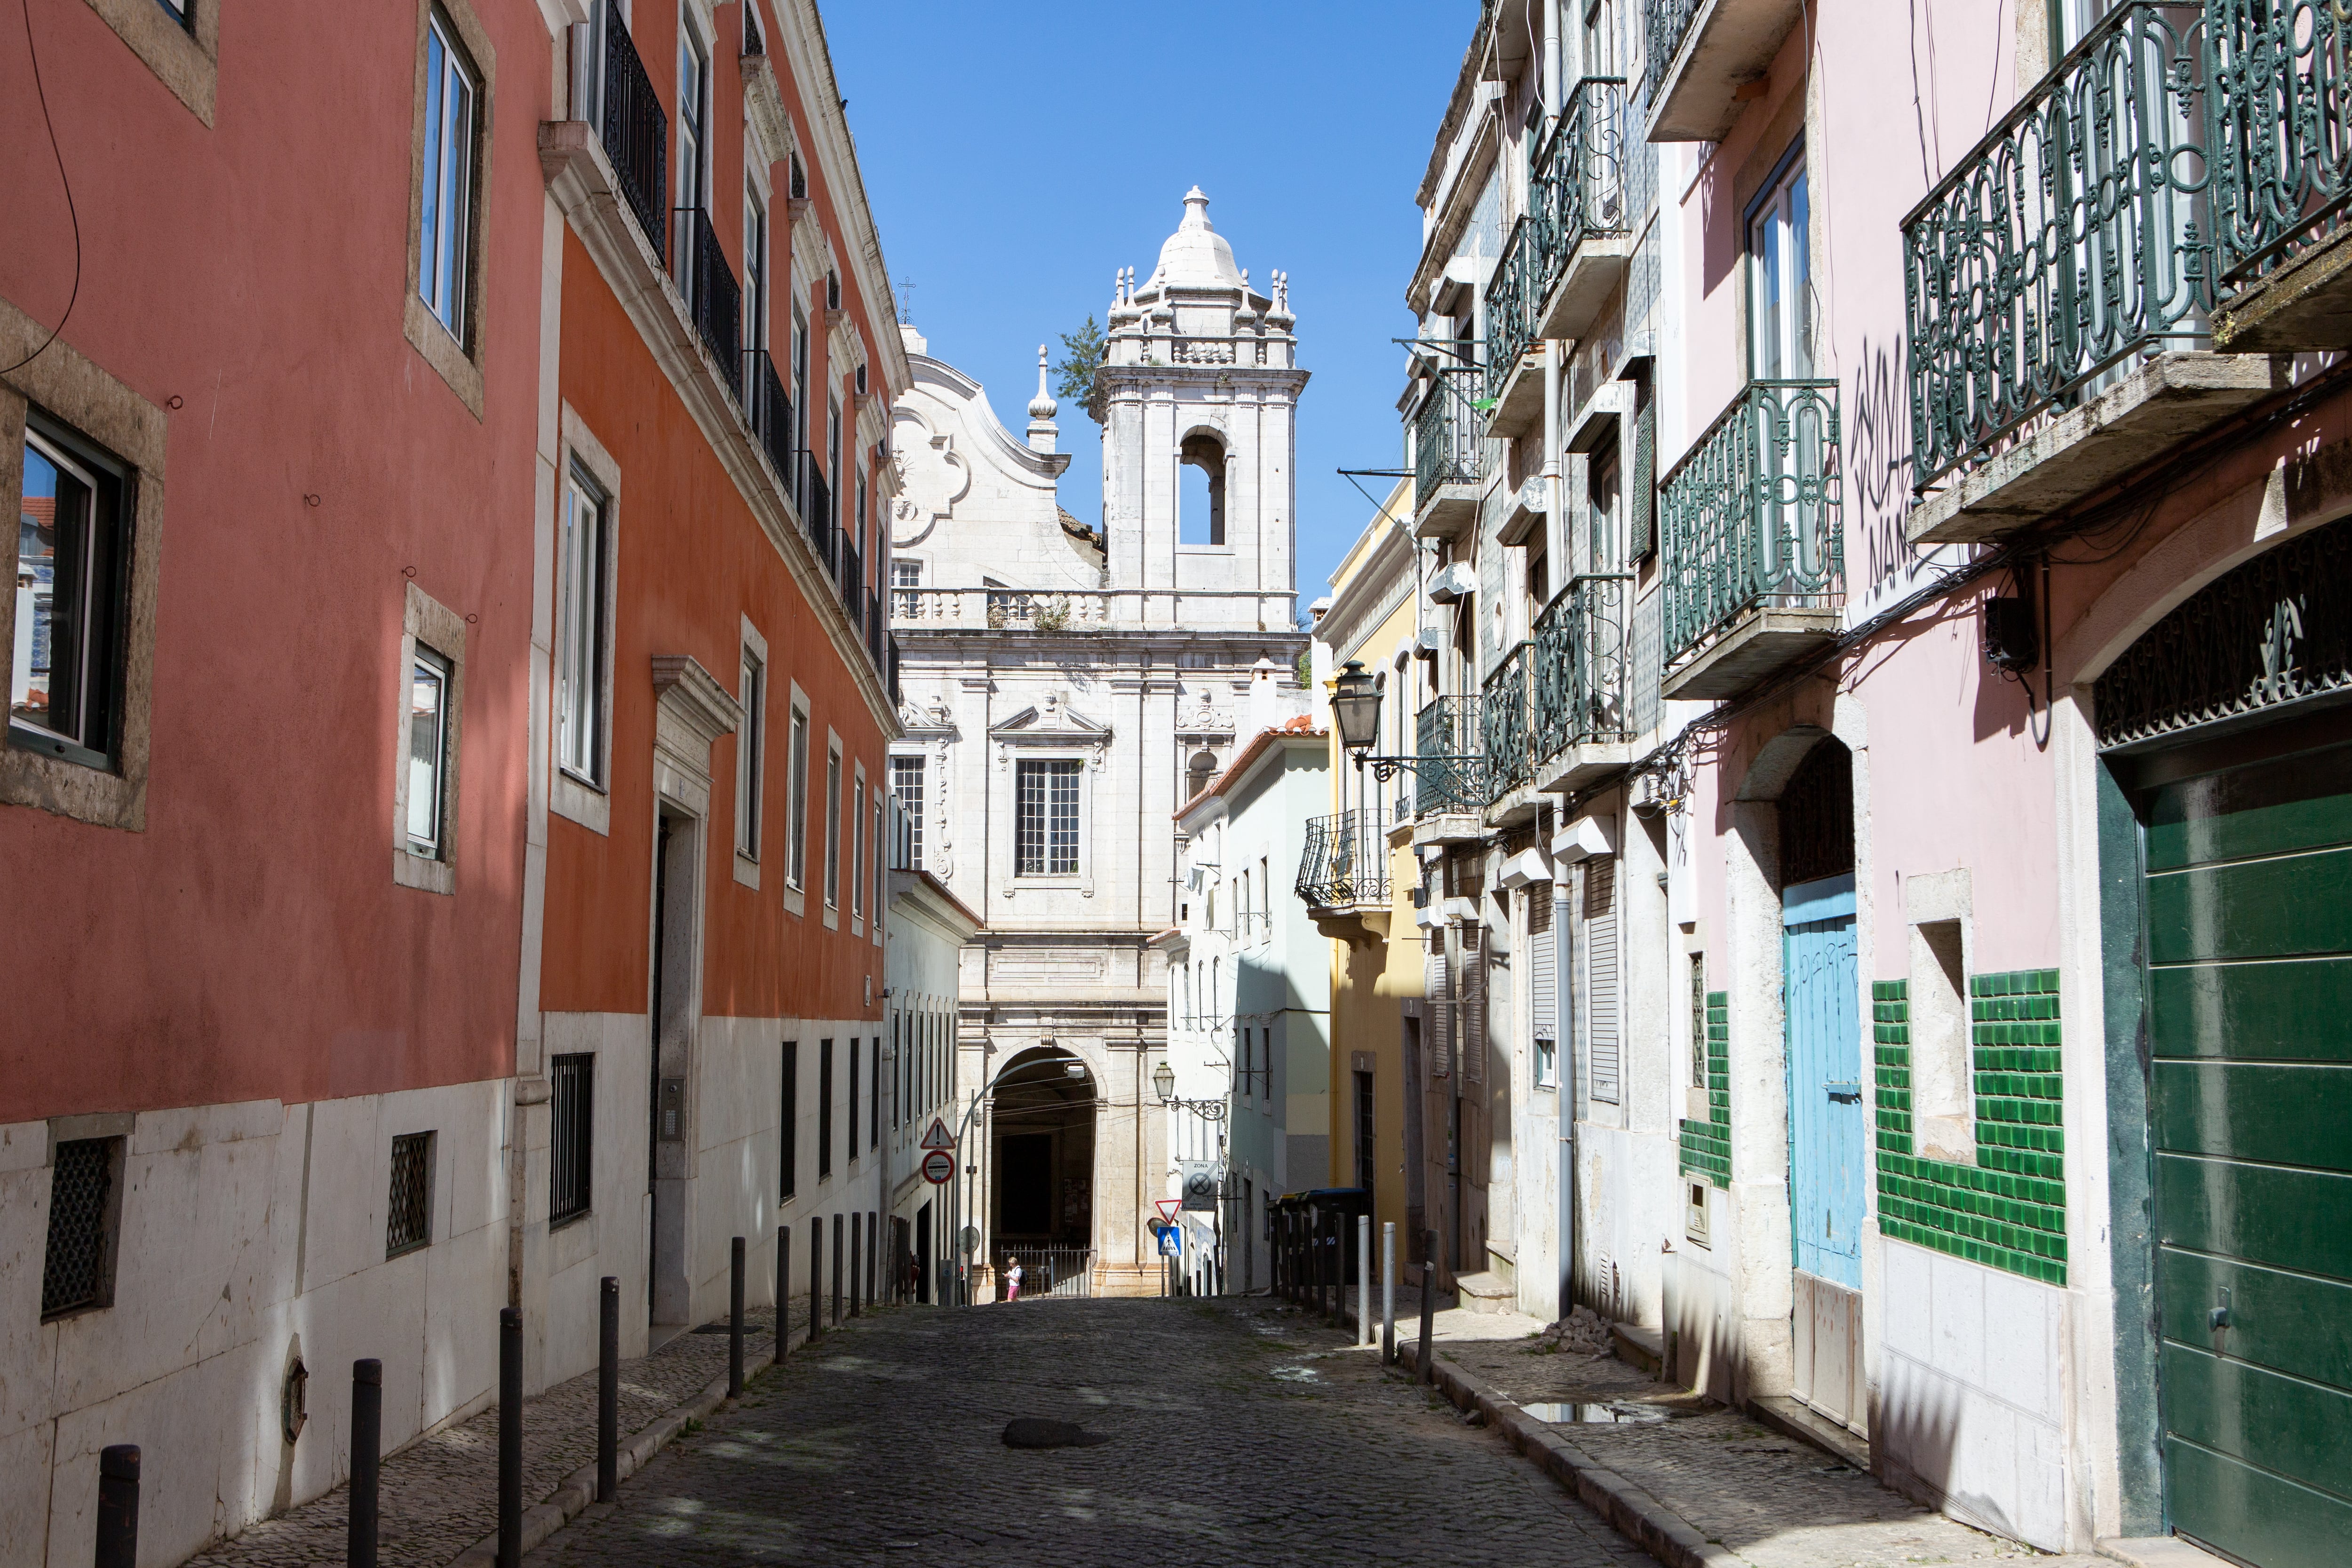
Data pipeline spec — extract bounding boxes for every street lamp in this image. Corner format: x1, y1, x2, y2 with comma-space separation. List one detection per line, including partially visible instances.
1331, 660, 1383, 761
1152, 1058, 1227, 1120
1153, 1060, 1176, 1102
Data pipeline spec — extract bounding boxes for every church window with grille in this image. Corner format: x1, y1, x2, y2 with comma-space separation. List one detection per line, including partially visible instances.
1015, 758, 1081, 875
42, 1136, 123, 1320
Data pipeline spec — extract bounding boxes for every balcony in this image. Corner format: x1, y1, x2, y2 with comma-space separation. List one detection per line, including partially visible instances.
742, 349, 794, 483
1644, 0, 1811, 143
1903, 2, 2293, 545
789, 453, 833, 571
1484, 79, 1635, 438
1531, 574, 1636, 791
1659, 379, 1842, 700
1413, 366, 1485, 541
598, 3, 666, 261
673, 207, 740, 390
1481, 645, 1536, 817
2210, 0, 2352, 351
1412, 697, 1486, 841
1297, 807, 1394, 919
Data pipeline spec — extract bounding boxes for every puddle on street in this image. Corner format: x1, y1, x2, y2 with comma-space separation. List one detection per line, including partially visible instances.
1270, 1365, 1320, 1382
1520, 1401, 1678, 1424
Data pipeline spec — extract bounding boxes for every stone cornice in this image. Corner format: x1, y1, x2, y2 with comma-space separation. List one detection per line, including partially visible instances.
652, 654, 744, 755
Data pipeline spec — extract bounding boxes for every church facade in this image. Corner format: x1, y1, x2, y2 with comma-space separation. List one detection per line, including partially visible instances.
887, 190, 1310, 1295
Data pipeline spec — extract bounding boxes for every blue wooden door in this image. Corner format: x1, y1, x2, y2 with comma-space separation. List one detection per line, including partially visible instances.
1785, 874, 1863, 1289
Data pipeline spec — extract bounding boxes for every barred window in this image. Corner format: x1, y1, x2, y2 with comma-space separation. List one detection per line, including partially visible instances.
550, 1054, 593, 1226
780, 1041, 798, 1199
1014, 758, 1081, 876
818, 1039, 834, 1179
42, 1137, 122, 1320
890, 755, 924, 870
386, 1131, 436, 1258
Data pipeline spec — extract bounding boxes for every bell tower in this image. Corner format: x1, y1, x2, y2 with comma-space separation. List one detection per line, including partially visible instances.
1098, 189, 1308, 629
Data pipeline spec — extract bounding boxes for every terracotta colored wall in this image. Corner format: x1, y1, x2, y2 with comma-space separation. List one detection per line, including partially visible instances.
0, 0, 549, 1121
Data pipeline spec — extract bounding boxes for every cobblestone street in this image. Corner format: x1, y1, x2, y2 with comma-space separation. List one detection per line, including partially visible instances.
525, 1297, 1657, 1567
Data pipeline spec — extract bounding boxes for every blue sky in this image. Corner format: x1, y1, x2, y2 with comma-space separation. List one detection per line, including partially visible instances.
823, 0, 1474, 602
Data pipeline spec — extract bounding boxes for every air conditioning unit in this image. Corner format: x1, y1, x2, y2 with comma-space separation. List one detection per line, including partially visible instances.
1428, 563, 1477, 605
1414, 626, 1444, 660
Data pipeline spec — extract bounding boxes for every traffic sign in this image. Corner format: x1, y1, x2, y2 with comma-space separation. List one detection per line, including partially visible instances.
919, 1118, 956, 1151
1157, 1226, 1182, 1258
922, 1149, 954, 1184
1154, 1198, 1181, 1224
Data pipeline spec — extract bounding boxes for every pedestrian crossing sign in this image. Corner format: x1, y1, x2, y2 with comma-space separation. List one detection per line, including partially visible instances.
919, 1118, 955, 1151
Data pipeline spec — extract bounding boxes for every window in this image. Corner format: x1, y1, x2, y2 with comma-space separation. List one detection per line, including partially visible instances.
848, 1036, 861, 1161
550, 1053, 593, 1226
1748, 153, 1812, 380
1259, 856, 1271, 937
787, 706, 810, 888
12, 418, 128, 769
869, 1037, 882, 1152
1014, 758, 1081, 876
851, 767, 866, 919
386, 1131, 436, 1257
818, 1039, 834, 1178
1690, 954, 1708, 1089
745, 189, 769, 358
791, 306, 810, 450
1532, 883, 1558, 1089
781, 1041, 798, 1199
828, 394, 842, 488
419, 11, 480, 343
737, 648, 765, 860
675, 18, 709, 214
556, 466, 608, 785
1588, 444, 1621, 573
873, 789, 886, 938
407, 648, 453, 860
824, 747, 842, 907
1354, 1071, 1375, 1192
42, 1136, 123, 1319
891, 557, 922, 618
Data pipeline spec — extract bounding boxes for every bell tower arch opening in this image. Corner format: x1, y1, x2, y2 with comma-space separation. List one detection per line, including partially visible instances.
1179, 431, 1226, 546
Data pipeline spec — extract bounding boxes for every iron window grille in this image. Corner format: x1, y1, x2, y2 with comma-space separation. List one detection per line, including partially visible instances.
1014, 758, 1082, 876
781, 1041, 798, 1199
386, 1131, 437, 1258
848, 1035, 861, 1161
11, 416, 129, 771
818, 1039, 834, 1178
550, 1054, 594, 1226
42, 1136, 123, 1320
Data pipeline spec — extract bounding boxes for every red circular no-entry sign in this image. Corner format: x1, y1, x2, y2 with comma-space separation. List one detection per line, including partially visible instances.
922, 1150, 955, 1185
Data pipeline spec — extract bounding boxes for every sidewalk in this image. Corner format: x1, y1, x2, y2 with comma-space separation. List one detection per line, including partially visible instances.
187, 1306, 795, 1568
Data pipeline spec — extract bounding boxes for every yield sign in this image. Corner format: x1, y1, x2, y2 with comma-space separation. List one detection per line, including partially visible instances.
1154, 1198, 1181, 1224
919, 1117, 956, 1151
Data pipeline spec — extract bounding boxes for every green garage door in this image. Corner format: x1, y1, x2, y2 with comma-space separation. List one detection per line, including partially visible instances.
2145, 733, 2352, 1568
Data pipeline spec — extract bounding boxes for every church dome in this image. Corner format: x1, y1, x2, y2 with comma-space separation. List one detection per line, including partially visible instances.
1150, 187, 1244, 291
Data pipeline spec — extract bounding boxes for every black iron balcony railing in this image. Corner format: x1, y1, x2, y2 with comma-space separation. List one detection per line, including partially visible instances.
842, 539, 864, 616
673, 207, 741, 387
1296, 806, 1394, 910
866, 589, 885, 669
1485, 77, 1631, 409
790, 453, 834, 570
1903, 2, 2210, 487
1482, 645, 1534, 801
1644, 0, 1700, 101
599, 4, 667, 261
743, 350, 794, 482
1414, 697, 1486, 816
1414, 367, 1485, 500
1660, 379, 1843, 669
888, 635, 901, 707
1533, 574, 1635, 760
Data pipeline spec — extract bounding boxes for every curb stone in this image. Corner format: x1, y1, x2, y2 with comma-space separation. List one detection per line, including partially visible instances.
447, 1350, 777, 1566
1406, 1342, 1747, 1568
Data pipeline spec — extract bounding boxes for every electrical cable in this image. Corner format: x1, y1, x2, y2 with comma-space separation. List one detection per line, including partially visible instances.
4, 0, 81, 378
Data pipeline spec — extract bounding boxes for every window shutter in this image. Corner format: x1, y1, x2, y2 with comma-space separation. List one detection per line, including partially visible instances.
1461, 926, 1486, 1085
1629, 374, 1657, 560
1426, 935, 1453, 1079
1529, 885, 1557, 1046
1584, 859, 1621, 1103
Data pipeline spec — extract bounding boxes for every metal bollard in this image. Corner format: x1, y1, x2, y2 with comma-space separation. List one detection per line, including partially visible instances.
597, 1278, 618, 1503
774, 1228, 791, 1362
1382, 1222, 1397, 1365
1358, 1214, 1372, 1347
498, 1305, 522, 1568
1417, 1229, 1438, 1386
729, 1236, 746, 1398
349, 1360, 382, 1567
95, 1444, 139, 1568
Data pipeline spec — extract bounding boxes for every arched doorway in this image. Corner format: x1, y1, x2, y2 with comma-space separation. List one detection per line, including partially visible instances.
988, 1047, 1097, 1297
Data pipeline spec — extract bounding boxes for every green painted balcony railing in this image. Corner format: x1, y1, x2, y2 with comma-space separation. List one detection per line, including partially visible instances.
1296, 807, 1392, 910
1414, 696, 1486, 817
1533, 573, 1635, 761
2208, 0, 2352, 290
1414, 365, 1486, 501
1660, 379, 1843, 669
1903, 1, 2212, 487
1483, 78, 1631, 410
1482, 645, 1534, 802
1644, 0, 1700, 102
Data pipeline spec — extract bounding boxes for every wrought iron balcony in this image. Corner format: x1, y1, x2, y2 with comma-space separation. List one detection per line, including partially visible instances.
1413, 367, 1485, 539
598, 5, 666, 262
1532, 574, 1634, 770
1905, 1, 2211, 489
1659, 379, 1842, 699
2208, 0, 2352, 347
1413, 696, 1486, 817
888, 635, 901, 707
742, 350, 794, 484
1643, 0, 1811, 141
790, 454, 834, 571
866, 589, 885, 669
673, 208, 741, 388
1483, 78, 1632, 434
1296, 807, 1393, 912
842, 538, 864, 618
1645, 0, 1701, 103
1482, 645, 1534, 803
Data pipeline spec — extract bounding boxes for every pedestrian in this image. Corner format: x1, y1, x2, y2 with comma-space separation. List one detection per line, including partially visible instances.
1005, 1257, 1024, 1301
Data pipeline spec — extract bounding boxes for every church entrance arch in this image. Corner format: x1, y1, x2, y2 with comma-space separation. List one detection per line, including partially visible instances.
988, 1046, 1098, 1297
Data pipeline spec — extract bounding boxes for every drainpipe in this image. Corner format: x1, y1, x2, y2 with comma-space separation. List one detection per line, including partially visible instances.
1542, 0, 1562, 127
